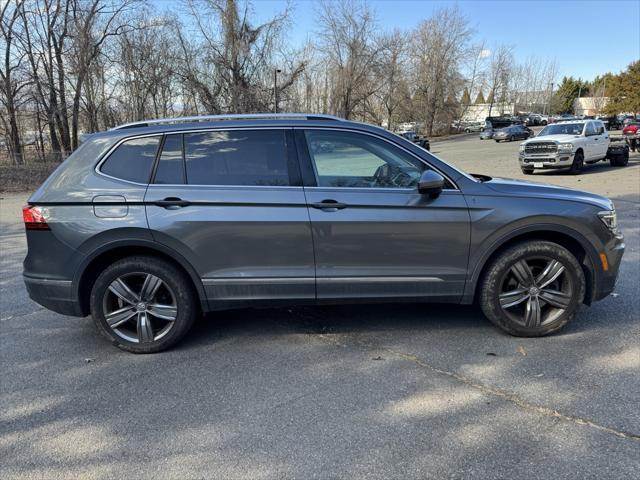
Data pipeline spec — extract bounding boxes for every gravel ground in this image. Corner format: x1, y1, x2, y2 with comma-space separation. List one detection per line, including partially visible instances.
1, 134, 639, 479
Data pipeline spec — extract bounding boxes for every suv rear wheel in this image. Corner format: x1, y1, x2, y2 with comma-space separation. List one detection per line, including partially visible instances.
90, 256, 198, 353
479, 241, 586, 337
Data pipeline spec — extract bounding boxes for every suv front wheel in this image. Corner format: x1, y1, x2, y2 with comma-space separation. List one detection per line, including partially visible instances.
90, 256, 198, 353
480, 241, 586, 337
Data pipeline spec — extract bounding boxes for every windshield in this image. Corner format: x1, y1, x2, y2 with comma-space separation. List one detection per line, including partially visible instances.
538, 123, 584, 136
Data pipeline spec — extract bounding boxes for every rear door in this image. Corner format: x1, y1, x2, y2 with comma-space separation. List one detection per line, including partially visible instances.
593, 121, 609, 158
297, 128, 470, 302
144, 128, 315, 305
583, 122, 598, 160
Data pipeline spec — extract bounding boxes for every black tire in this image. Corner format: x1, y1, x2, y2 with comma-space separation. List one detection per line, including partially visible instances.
609, 151, 629, 167
569, 150, 584, 174
479, 241, 586, 337
521, 168, 534, 175
509, 135, 515, 142
90, 256, 198, 353
465, 128, 471, 133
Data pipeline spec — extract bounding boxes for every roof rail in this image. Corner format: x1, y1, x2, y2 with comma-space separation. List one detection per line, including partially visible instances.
111, 113, 344, 130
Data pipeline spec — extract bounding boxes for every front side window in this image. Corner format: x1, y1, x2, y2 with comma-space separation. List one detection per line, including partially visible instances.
100, 136, 161, 183
305, 130, 425, 189
184, 130, 289, 186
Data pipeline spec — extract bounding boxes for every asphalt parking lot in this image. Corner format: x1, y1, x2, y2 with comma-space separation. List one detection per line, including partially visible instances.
1, 134, 639, 479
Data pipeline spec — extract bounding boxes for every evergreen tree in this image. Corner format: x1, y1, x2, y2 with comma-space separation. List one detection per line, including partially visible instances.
461, 88, 471, 105
605, 61, 640, 114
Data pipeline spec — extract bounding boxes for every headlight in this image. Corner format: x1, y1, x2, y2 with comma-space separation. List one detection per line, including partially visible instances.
557, 143, 573, 152
598, 210, 618, 232
519, 144, 526, 152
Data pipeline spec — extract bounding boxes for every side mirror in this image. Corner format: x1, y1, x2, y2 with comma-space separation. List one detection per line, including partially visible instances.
418, 170, 444, 198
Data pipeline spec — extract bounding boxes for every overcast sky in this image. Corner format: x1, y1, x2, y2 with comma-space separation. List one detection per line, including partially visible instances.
154, 0, 640, 82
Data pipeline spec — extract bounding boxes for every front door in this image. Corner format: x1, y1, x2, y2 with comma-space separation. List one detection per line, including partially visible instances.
298, 129, 471, 302
144, 128, 315, 305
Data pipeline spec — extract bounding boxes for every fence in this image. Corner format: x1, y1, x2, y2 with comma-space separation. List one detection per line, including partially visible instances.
0, 146, 72, 166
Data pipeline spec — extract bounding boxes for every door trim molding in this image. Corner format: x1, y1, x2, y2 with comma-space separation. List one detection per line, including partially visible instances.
202, 277, 315, 285
317, 276, 444, 283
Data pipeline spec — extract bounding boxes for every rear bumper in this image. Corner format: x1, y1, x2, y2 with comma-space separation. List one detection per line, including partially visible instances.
23, 275, 84, 317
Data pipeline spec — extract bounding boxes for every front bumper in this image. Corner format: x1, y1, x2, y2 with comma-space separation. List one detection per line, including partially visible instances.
594, 233, 625, 301
519, 151, 575, 169
24, 275, 84, 317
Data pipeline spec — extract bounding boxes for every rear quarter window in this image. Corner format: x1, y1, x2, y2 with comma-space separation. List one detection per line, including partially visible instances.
100, 136, 161, 183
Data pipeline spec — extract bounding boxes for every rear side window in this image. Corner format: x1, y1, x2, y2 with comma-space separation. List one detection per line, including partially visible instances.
101, 136, 160, 183
154, 134, 185, 184
585, 122, 596, 136
184, 130, 289, 186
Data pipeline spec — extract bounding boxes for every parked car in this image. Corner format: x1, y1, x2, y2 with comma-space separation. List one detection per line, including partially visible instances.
479, 129, 494, 140
484, 116, 517, 130
622, 121, 640, 135
493, 125, 532, 142
621, 116, 639, 129
23, 113, 625, 353
597, 116, 621, 131
463, 122, 484, 133
527, 114, 549, 126
550, 114, 578, 124
519, 120, 612, 174
398, 130, 430, 150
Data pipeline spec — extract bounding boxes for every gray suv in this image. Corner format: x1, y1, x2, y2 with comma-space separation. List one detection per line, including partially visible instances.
23, 114, 625, 353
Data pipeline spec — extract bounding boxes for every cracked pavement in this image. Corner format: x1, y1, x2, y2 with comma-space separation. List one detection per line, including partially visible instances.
1, 136, 639, 479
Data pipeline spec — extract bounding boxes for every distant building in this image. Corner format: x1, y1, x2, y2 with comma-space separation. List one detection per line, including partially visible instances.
460, 90, 550, 122
573, 97, 609, 116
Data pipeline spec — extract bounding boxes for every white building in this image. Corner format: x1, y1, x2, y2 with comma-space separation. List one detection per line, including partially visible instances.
573, 97, 609, 116
461, 103, 517, 122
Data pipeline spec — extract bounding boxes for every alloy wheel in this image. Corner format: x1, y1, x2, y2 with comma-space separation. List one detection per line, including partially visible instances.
102, 272, 178, 343
498, 256, 573, 328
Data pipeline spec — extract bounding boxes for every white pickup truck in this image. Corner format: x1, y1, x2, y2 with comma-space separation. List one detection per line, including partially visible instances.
519, 119, 613, 174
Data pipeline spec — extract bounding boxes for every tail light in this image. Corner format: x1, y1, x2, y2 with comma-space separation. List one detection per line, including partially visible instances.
22, 205, 50, 230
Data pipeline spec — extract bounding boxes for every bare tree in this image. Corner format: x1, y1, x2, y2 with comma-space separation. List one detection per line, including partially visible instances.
486, 44, 513, 117
410, 5, 471, 135
372, 29, 407, 129
0, 0, 28, 163
67, 0, 139, 148
316, 0, 382, 120
181, 0, 301, 113
457, 41, 487, 123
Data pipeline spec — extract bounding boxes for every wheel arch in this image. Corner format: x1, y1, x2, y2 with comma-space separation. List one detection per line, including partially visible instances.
465, 226, 598, 306
75, 240, 209, 316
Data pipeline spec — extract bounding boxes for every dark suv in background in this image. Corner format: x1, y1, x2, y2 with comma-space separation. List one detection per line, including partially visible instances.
23, 114, 624, 353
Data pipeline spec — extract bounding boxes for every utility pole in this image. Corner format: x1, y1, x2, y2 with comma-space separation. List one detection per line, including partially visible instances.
274, 69, 282, 113
575, 84, 582, 116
